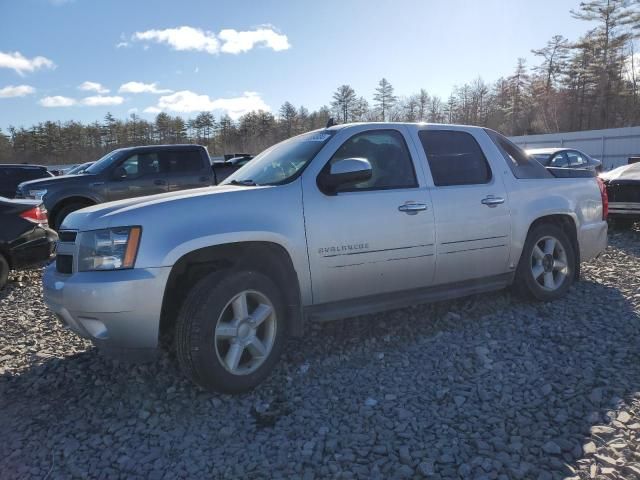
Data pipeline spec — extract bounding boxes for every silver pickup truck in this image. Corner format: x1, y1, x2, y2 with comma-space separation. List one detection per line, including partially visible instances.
43, 123, 608, 392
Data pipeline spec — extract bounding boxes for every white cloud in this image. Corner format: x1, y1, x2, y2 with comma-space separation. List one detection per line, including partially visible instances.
128, 107, 139, 114
219, 27, 290, 54
133, 26, 219, 54
39, 96, 76, 107
0, 51, 55, 76
78, 81, 109, 94
131, 26, 290, 55
118, 81, 172, 94
116, 41, 130, 48
82, 95, 125, 106
0, 85, 35, 98
146, 90, 269, 119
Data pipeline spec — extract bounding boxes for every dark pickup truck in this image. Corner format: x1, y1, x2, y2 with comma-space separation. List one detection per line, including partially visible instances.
16, 145, 216, 229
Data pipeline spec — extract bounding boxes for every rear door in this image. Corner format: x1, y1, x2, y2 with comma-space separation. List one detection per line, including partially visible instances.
163, 149, 213, 191
106, 151, 168, 201
416, 128, 512, 285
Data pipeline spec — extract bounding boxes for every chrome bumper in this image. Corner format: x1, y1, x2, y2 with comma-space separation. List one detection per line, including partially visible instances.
609, 202, 640, 216
43, 263, 171, 352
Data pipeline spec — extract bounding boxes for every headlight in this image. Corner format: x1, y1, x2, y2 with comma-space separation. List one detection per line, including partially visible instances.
77, 227, 142, 271
27, 189, 47, 200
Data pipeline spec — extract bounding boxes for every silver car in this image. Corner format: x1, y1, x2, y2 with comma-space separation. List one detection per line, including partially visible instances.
43, 123, 608, 392
527, 147, 602, 172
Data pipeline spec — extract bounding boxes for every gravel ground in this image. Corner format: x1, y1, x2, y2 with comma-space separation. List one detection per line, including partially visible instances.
1, 229, 640, 480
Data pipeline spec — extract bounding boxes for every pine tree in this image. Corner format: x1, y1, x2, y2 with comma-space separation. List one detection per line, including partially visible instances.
373, 78, 397, 121
331, 85, 357, 123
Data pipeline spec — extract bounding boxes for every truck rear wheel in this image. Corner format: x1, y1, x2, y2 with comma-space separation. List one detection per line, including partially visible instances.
175, 270, 287, 393
514, 223, 576, 301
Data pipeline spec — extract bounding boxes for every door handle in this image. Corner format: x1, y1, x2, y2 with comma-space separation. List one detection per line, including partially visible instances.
481, 195, 505, 207
398, 202, 428, 215
154, 179, 167, 186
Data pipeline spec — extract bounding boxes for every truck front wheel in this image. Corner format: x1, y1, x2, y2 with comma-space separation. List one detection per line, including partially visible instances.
514, 223, 576, 301
175, 270, 287, 393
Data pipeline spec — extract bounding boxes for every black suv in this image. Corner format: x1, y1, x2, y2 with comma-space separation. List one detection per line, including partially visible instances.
0, 165, 53, 198
16, 145, 215, 229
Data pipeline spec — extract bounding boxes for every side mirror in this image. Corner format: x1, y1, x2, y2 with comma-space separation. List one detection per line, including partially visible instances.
113, 166, 127, 179
318, 158, 372, 195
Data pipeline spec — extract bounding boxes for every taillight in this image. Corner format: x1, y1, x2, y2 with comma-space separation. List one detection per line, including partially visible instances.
20, 204, 48, 225
596, 177, 608, 220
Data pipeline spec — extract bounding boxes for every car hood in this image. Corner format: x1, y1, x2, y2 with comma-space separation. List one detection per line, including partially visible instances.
18, 173, 95, 190
61, 184, 269, 230
600, 163, 640, 183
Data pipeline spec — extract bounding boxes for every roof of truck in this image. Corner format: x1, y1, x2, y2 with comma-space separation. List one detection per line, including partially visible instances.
0, 164, 49, 169
116, 144, 207, 152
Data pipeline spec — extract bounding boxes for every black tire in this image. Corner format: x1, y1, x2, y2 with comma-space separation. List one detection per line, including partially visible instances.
176, 270, 287, 393
514, 223, 576, 302
0, 254, 8, 290
53, 202, 91, 230
611, 218, 635, 230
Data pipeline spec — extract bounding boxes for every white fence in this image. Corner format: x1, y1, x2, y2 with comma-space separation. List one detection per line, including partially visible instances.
510, 126, 640, 170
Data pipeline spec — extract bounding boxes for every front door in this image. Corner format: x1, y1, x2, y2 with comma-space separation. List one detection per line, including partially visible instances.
416, 128, 512, 285
107, 151, 168, 201
302, 127, 436, 305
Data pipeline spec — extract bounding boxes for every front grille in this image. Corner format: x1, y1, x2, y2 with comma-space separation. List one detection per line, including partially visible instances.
607, 184, 640, 203
56, 254, 73, 274
58, 231, 77, 243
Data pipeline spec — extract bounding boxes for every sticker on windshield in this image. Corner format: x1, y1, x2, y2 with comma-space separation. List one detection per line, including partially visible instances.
305, 133, 331, 142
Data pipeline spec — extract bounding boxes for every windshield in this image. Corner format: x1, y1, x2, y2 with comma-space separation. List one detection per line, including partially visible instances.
85, 150, 125, 174
66, 162, 92, 175
222, 130, 335, 186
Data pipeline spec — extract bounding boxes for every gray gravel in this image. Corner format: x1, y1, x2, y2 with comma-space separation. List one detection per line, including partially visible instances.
1, 228, 640, 479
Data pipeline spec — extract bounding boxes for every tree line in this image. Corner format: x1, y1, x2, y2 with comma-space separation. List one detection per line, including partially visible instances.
1, 0, 639, 166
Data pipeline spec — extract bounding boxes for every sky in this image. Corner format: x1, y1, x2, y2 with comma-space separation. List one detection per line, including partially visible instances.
0, 0, 592, 130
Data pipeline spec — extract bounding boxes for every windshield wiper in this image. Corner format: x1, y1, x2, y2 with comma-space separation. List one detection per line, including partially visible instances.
228, 179, 258, 186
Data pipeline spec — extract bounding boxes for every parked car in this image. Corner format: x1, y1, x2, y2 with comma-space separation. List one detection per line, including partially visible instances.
65, 161, 94, 175
0, 196, 57, 289
600, 162, 640, 229
43, 123, 608, 393
527, 148, 602, 172
0, 165, 53, 198
211, 156, 253, 182
16, 145, 215, 229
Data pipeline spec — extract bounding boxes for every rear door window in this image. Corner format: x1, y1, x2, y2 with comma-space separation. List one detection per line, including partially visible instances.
164, 150, 203, 173
418, 130, 492, 186
566, 151, 586, 167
